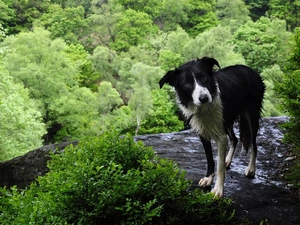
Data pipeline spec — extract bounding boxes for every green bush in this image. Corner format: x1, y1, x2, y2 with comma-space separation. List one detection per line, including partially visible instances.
0, 133, 234, 224
276, 28, 300, 188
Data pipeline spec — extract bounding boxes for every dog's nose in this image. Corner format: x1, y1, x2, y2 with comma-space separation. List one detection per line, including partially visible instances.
199, 95, 209, 103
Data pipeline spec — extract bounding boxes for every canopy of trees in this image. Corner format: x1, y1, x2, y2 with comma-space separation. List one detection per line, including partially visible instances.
0, 0, 298, 160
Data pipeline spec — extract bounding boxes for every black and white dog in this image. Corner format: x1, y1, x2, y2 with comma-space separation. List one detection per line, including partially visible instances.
159, 57, 265, 197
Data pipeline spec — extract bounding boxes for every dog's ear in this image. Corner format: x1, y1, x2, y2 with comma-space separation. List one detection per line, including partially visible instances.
199, 57, 220, 71
159, 69, 179, 88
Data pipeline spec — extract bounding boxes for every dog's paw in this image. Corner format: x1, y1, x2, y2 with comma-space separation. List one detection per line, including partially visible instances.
244, 167, 255, 178
211, 186, 223, 198
198, 174, 214, 187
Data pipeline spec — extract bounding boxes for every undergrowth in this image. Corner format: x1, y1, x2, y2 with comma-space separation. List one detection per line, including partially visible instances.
0, 133, 235, 224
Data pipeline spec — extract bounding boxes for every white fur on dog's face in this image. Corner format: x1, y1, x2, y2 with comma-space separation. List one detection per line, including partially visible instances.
192, 77, 212, 106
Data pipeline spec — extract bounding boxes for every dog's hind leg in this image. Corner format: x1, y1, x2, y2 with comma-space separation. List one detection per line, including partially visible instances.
199, 136, 215, 187
225, 127, 238, 169
244, 112, 259, 178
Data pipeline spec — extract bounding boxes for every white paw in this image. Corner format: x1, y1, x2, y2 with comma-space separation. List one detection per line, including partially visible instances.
245, 167, 255, 178
199, 174, 214, 187
211, 186, 223, 198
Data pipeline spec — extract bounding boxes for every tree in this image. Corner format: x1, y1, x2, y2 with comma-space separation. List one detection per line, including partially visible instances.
275, 28, 300, 188
154, 0, 189, 31
0, 67, 46, 161
12, 0, 51, 31
117, 0, 161, 18
164, 27, 191, 55
233, 17, 291, 72
140, 88, 184, 134
126, 62, 163, 134
268, 0, 300, 30
128, 83, 153, 135
244, 0, 270, 21
117, 62, 164, 135
89, 45, 118, 88
118, 0, 190, 32
159, 50, 184, 71
260, 65, 284, 117
183, 25, 245, 66
0, 0, 17, 34
181, 0, 218, 37
1, 27, 100, 143
97, 81, 123, 114
88, 0, 124, 49
0, 23, 7, 41
156, 27, 189, 70
216, 0, 251, 33
276, 28, 300, 123
64, 44, 99, 91
47, 86, 99, 141
51, 0, 93, 16
110, 9, 158, 52
38, 4, 88, 44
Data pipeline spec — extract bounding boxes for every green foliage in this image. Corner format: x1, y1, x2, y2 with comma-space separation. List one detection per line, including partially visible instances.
64, 44, 99, 91
0, 0, 297, 155
154, 0, 190, 31
276, 28, 300, 187
97, 81, 124, 114
244, 0, 269, 21
89, 45, 118, 86
0, 67, 46, 161
87, 0, 124, 50
117, 0, 161, 18
39, 4, 88, 44
0, 133, 234, 224
269, 0, 300, 30
182, 0, 218, 37
0, 23, 7, 41
0, 27, 109, 143
140, 88, 184, 134
0, 0, 16, 35
164, 27, 191, 55
125, 62, 164, 135
184, 25, 245, 66
233, 17, 291, 72
260, 65, 284, 117
216, 0, 251, 33
159, 49, 185, 71
12, 0, 51, 31
110, 9, 158, 52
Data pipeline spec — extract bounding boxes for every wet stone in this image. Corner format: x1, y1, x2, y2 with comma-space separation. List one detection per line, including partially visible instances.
135, 116, 300, 225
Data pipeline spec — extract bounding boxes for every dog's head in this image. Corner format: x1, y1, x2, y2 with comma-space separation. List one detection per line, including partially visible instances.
159, 57, 220, 107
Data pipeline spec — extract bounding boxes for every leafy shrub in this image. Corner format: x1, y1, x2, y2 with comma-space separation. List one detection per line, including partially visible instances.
0, 133, 234, 224
276, 28, 300, 188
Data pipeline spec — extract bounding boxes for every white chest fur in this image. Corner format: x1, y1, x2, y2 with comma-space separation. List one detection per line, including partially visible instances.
179, 95, 225, 141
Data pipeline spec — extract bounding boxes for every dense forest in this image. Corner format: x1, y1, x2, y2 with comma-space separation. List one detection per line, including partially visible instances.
0, 0, 300, 161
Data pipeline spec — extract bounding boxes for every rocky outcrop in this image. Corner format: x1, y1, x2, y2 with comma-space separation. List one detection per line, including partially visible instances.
0, 141, 78, 189
135, 116, 300, 225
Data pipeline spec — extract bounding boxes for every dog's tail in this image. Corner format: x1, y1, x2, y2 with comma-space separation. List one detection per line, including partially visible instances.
239, 113, 252, 152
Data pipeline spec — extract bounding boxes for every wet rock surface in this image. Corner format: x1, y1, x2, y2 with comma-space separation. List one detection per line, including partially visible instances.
135, 116, 300, 225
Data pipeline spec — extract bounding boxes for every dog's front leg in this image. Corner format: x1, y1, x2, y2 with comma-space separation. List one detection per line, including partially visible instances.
199, 136, 215, 187
212, 135, 227, 197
